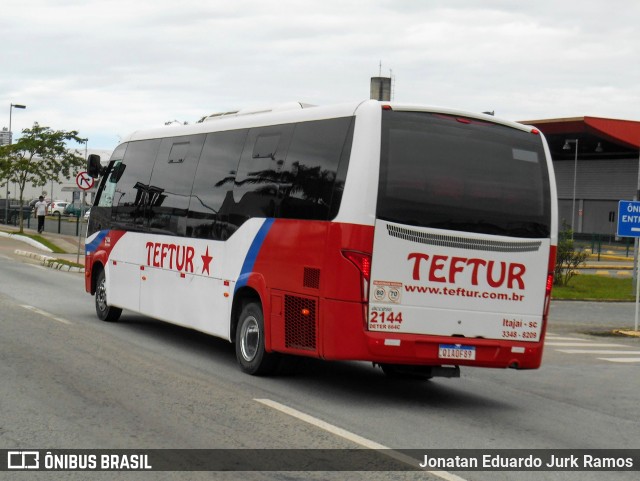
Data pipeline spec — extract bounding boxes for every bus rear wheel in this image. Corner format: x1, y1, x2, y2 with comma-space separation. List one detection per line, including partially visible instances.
95, 270, 122, 322
235, 301, 278, 375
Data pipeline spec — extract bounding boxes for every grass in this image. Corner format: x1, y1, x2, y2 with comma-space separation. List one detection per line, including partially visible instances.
10, 231, 66, 254
552, 274, 635, 301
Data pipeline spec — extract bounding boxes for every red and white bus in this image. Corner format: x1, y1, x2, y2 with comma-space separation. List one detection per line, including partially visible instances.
85, 100, 557, 378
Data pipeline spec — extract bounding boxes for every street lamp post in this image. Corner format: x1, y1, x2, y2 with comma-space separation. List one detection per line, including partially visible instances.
4, 103, 27, 225
563, 138, 579, 238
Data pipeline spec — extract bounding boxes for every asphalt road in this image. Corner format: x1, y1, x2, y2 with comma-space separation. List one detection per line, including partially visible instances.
1, 241, 639, 481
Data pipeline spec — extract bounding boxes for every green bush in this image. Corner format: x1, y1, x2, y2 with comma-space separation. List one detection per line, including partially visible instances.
554, 226, 589, 286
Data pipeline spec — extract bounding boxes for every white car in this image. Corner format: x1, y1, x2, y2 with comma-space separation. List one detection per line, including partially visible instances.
49, 200, 69, 216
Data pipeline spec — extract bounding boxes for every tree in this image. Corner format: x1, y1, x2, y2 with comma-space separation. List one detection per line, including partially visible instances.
0, 122, 87, 233
554, 225, 589, 287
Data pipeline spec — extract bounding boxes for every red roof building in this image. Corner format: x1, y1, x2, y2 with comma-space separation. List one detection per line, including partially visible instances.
520, 116, 640, 235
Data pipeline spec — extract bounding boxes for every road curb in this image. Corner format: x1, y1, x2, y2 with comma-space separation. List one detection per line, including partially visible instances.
0, 230, 54, 252
14, 249, 85, 273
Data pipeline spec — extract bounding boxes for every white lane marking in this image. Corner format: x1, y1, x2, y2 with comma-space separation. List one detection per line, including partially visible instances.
255, 398, 468, 481
545, 336, 585, 341
21, 305, 72, 325
545, 342, 623, 347
598, 358, 640, 363
557, 350, 640, 355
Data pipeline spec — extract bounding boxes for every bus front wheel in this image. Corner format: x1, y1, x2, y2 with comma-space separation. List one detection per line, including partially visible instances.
95, 270, 122, 322
235, 301, 278, 375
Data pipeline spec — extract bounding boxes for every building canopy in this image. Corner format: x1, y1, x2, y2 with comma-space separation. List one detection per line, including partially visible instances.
520, 116, 640, 161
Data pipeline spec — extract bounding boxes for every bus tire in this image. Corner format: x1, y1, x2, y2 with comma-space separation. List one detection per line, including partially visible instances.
95, 269, 122, 322
235, 301, 278, 375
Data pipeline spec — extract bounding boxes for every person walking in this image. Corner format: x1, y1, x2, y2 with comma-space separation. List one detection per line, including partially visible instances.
34, 196, 48, 234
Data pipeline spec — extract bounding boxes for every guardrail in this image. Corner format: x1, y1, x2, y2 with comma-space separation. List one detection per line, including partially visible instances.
0, 207, 33, 226
574, 233, 634, 259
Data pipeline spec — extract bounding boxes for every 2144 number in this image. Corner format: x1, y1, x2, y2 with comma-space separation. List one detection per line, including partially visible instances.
369, 311, 403, 323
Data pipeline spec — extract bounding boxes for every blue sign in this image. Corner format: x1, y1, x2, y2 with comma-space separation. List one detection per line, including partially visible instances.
617, 200, 640, 237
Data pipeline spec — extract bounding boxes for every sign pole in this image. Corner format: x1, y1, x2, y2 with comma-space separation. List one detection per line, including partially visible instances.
636, 239, 640, 332
636, 145, 640, 329
76, 190, 86, 266
617, 200, 640, 332
74, 171, 94, 266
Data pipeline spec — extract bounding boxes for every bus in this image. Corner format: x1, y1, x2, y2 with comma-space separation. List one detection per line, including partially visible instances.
84, 100, 557, 378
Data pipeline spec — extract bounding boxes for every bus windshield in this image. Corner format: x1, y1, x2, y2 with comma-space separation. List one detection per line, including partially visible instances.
378, 111, 551, 238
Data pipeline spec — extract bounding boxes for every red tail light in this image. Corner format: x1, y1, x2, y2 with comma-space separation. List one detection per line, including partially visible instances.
342, 250, 371, 302
543, 246, 557, 319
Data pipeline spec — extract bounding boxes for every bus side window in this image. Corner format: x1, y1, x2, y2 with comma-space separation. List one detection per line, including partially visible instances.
329, 118, 354, 219
279, 117, 354, 220
111, 139, 161, 232
187, 129, 248, 240
232, 125, 294, 225
146, 134, 205, 236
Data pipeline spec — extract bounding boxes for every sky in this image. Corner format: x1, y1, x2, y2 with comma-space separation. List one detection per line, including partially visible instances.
1, 0, 639, 152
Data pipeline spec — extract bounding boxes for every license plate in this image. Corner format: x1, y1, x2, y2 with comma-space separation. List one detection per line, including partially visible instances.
438, 344, 476, 360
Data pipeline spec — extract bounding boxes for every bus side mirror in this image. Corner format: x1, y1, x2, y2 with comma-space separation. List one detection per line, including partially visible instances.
87, 154, 102, 178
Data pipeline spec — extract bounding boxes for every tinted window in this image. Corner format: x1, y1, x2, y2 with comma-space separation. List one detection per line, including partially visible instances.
232, 124, 294, 222
87, 143, 129, 235
111, 139, 161, 231
328, 119, 354, 219
378, 111, 550, 238
187, 129, 248, 240
146, 135, 205, 235
279, 117, 354, 220
96, 142, 128, 209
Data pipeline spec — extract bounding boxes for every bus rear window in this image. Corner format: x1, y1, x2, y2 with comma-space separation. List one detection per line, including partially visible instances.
378, 111, 551, 238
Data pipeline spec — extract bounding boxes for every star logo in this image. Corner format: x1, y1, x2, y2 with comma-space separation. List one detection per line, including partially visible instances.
201, 246, 213, 275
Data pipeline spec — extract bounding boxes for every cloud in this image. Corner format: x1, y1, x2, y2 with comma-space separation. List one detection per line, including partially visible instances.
1, 0, 638, 149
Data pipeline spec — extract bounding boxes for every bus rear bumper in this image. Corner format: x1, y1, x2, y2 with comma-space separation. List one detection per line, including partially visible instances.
364, 332, 544, 370
320, 300, 544, 369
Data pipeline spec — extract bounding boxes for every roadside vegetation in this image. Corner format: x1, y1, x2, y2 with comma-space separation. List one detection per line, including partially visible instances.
7, 231, 83, 268
551, 224, 635, 300
9, 231, 66, 253
0, 123, 86, 233
554, 226, 589, 287
552, 274, 635, 301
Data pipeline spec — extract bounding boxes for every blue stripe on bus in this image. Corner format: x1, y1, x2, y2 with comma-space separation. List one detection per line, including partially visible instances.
235, 218, 275, 292
85, 230, 109, 254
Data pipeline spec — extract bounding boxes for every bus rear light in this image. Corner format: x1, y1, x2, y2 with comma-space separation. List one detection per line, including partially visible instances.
543, 246, 557, 319
456, 117, 472, 124
342, 250, 372, 301
531, 128, 540, 135
381, 105, 393, 110
543, 273, 554, 318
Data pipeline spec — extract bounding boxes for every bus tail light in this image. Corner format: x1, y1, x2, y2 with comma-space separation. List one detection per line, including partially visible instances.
342, 250, 371, 302
543, 246, 557, 319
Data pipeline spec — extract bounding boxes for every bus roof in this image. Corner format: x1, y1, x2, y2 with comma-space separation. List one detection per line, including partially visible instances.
120, 100, 537, 143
